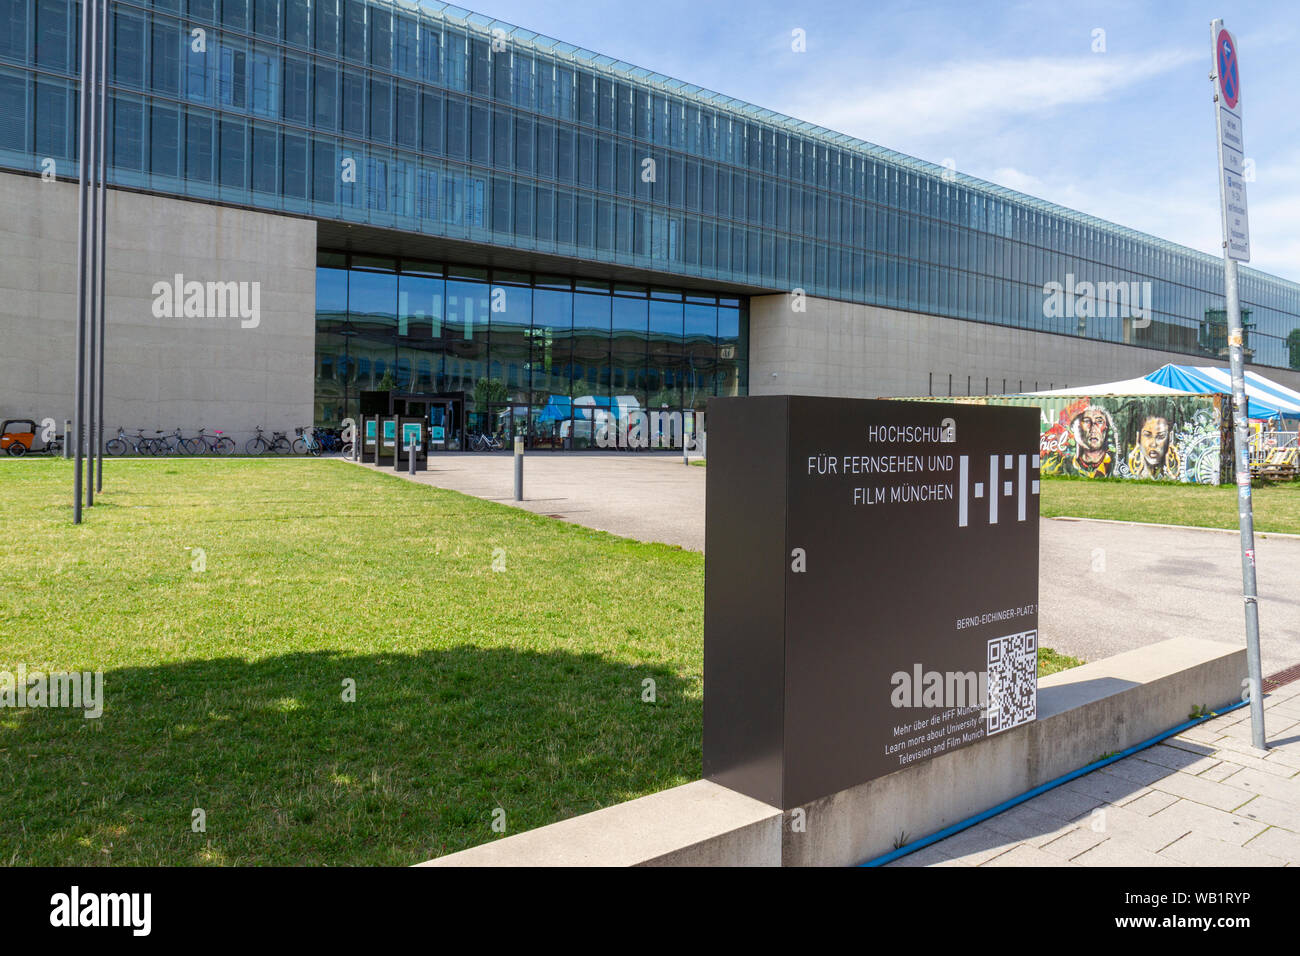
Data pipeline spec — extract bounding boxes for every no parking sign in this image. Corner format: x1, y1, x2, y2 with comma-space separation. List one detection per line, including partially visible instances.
1212, 22, 1249, 261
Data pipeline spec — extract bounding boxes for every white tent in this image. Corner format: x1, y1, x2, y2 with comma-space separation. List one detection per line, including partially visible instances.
1145, 364, 1300, 419
1021, 377, 1199, 397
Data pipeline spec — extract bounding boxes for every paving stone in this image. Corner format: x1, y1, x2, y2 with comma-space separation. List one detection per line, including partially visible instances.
1085, 803, 1191, 852
1122, 790, 1180, 816
1039, 826, 1108, 861
980, 804, 1078, 847
1104, 756, 1178, 787
1150, 770, 1257, 811
1073, 838, 1186, 867
1244, 827, 1300, 864
1162, 737, 1222, 760
1262, 747, 1300, 771
1135, 743, 1218, 774
1216, 748, 1300, 778
926, 823, 1018, 866
1266, 701, 1300, 721
1148, 798, 1268, 845
1018, 786, 1105, 822
1235, 795, 1300, 831
1221, 717, 1300, 741
1198, 762, 1244, 784
1263, 735, 1300, 759
1172, 726, 1226, 746
1159, 831, 1287, 867
1219, 766, 1300, 803
884, 843, 969, 867
982, 843, 1076, 867
1214, 735, 1279, 761
1201, 710, 1248, 729
1062, 769, 1151, 806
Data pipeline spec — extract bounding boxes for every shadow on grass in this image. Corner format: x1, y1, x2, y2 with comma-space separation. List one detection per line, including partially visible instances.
0, 646, 700, 866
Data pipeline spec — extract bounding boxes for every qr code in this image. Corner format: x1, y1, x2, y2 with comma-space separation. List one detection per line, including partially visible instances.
986, 630, 1037, 734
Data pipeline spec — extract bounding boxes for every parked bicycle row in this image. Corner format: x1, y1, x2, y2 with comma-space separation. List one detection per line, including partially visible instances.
105, 426, 349, 456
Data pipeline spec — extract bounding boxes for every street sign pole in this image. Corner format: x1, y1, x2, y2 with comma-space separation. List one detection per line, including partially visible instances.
1211, 18, 1265, 750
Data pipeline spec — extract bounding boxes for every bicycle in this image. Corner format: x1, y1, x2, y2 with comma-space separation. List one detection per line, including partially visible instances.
468, 433, 504, 452
106, 427, 153, 456
246, 425, 292, 455
150, 428, 201, 456
192, 426, 236, 455
292, 426, 322, 456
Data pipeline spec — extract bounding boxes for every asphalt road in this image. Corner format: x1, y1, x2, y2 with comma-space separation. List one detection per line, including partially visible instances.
368, 453, 1300, 675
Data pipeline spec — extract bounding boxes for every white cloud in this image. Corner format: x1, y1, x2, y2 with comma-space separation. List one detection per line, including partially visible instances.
782, 49, 1200, 146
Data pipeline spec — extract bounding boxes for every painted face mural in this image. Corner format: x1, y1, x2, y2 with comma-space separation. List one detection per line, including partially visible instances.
1037, 395, 1225, 484
1041, 399, 1116, 478
1121, 408, 1182, 481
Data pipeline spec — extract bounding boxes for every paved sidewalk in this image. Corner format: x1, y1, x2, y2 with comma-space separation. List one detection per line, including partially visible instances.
354, 454, 1300, 673
357, 452, 707, 549
888, 682, 1300, 867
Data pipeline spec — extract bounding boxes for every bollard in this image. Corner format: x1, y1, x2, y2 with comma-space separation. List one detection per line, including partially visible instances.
63, 420, 72, 459
408, 437, 416, 475
514, 434, 524, 501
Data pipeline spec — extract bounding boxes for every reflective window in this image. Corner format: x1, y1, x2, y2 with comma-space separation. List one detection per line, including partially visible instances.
4, 0, 1295, 367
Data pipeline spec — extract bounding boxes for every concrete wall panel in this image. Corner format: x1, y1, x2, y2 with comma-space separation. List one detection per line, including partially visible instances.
750, 292, 1300, 399
0, 171, 317, 449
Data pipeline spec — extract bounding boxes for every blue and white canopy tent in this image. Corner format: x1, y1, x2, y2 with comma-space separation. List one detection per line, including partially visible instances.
1143, 365, 1300, 421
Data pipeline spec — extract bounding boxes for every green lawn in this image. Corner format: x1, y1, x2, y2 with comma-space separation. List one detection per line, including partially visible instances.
0, 458, 704, 865
1040, 475, 1300, 534
1, 458, 1081, 865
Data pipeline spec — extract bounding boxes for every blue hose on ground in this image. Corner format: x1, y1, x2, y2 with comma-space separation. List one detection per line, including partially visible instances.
859, 698, 1249, 867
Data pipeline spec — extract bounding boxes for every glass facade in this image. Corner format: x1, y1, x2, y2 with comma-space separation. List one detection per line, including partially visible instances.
2, 0, 1299, 372
316, 250, 746, 446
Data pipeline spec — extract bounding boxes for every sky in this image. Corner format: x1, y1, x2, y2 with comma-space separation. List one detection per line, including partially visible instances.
463, 0, 1300, 283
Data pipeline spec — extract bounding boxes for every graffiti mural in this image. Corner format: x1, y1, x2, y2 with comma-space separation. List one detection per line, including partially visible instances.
1039, 395, 1228, 484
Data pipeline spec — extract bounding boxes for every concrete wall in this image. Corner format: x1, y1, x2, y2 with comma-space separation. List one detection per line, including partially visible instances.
421, 636, 1244, 867
749, 292, 1300, 399
0, 171, 316, 449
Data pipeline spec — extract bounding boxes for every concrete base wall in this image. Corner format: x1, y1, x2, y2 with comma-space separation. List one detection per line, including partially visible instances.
421, 778, 783, 867
420, 637, 1244, 867
0, 171, 317, 449
784, 636, 1245, 866
749, 293, 1300, 399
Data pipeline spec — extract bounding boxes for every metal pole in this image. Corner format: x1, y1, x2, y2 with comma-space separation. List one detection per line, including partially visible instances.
1226, 257, 1266, 749
72, 0, 95, 524
513, 435, 523, 501
84, 0, 99, 507
1211, 18, 1265, 751
94, 0, 108, 494
63, 420, 72, 459
408, 437, 416, 475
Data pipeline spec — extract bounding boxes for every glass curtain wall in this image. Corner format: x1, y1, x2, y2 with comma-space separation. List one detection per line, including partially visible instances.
2, 0, 1298, 368
314, 250, 747, 447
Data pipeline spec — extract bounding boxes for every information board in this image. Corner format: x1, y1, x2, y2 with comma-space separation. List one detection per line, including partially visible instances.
704, 396, 1040, 809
